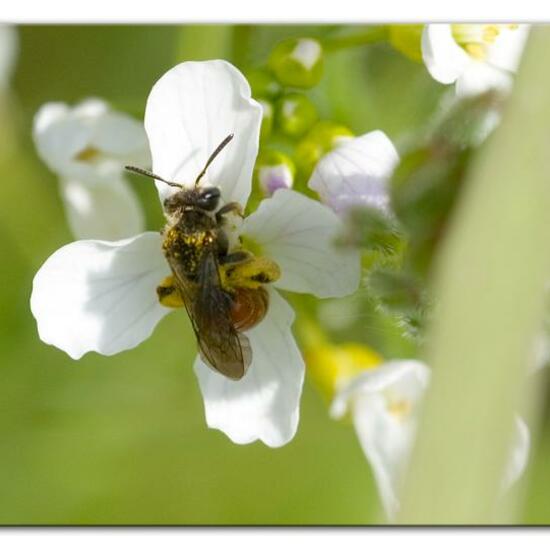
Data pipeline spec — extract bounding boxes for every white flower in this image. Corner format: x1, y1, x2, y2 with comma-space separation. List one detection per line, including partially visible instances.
0, 25, 18, 90
331, 360, 530, 520
422, 24, 530, 97
307, 130, 399, 215
31, 60, 361, 448
331, 360, 429, 519
33, 99, 150, 240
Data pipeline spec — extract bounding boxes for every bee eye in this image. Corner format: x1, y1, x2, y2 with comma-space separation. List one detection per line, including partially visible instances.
197, 187, 221, 211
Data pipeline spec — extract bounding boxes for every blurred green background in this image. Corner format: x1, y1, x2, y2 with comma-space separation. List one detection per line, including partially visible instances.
0, 24, 549, 525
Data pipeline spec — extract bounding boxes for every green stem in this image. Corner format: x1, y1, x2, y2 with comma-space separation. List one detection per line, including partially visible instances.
231, 25, 255, 69
323, 26, 388, 53
174, 25, 233, 63
398, 28, 550, 524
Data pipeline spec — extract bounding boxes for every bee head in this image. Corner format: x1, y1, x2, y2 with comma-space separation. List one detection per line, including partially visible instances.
126, 134, 232, 216
162, 186, 221, 215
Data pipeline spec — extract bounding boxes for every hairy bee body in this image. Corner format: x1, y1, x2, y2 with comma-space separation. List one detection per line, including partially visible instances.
159, 186, 273, 380
126, 135, 278, 379
162, 208, 222, 281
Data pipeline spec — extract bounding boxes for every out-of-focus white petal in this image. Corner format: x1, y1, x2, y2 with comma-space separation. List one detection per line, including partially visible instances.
242, 189, 360, 298
422, 24, 470, 84
194, 289, 304, 447
59, 178, 144, 241
308, 130, 399, 215
33, 99, 150, 184
144, 60, 262, 206
0, 25, 18, 90
31, 232, 171, 360
331, 360, 430, 419
455, 61, 513, 97
502, 416, 530, 492
34, 101, 95, 178
487, 25, 530, 73
531, 331, 550, 373
72, 97, 109, 118
92, 110, 151, 166
330, 360, 430, 520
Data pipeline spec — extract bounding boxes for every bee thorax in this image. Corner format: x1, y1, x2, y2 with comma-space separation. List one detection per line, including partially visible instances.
162, 225, 217, 277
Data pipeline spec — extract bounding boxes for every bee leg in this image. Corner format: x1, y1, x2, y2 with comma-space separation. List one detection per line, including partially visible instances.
216, 202, 243, 225
222, 256, 281, 289
156, 276, 184, 308
216, 228, 230, 257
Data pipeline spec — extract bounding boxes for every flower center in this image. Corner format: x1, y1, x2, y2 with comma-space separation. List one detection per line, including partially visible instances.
452, 24, 518, 61
386, 396, 413, 422
74, 146, 102, 162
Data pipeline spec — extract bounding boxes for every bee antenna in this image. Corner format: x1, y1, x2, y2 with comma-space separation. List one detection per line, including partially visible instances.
125, 166, 183, 188
195, 133, 234, 187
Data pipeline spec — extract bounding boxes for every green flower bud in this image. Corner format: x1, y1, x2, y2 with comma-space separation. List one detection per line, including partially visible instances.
295, 121, 354, 179
248, 68, 282, 99
258, 99, 274, 143
388, 25, 424, 63
295, 139, 323, 181
254, 150, 295, 196
275, 93, 318, 138
307, 120, 354, 150
268, 37, 324, 88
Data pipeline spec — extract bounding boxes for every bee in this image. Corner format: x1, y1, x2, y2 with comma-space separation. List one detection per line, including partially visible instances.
126, 134, 280, 380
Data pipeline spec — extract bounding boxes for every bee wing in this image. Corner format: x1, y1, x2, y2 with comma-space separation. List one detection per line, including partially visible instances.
168, 251, 252, 380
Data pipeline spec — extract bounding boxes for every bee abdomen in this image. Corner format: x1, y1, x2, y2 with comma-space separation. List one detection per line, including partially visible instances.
230, 287, 269, 332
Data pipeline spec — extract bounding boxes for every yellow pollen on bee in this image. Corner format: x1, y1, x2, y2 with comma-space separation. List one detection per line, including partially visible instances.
220, 255, 281, 291
386, 398, 412, 421
74, 146, 101, 162
156, 276, 185, 308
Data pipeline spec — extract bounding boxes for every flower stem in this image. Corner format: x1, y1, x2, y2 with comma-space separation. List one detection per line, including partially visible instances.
398, 28, 550, 524
322, 26, 388, 53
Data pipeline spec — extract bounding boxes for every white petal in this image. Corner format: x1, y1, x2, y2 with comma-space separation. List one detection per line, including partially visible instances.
0, 25, 18, 90
330, 360, 430, 520
422, 24, 470, 84
331, 360, 430, 419
31, 232, 171, 359
308, 131, 399, 215
502, 416, 530, 492
352, 394, 414, 520
33, 99, 150, 184
59, 177, 145, 241
34, 102, 70, 135
91, 110, 151, 166
144, 60, 262, 206
242, 189, 361, 298
531, 331, 550, 373
73, 98, 109, 118
486, 25, 530, 73
34, 101, 96, 179
455, 61, 513, 97
194, 289, 304, 447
